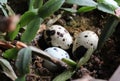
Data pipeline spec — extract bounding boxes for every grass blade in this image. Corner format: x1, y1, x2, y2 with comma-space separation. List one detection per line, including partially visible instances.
38, 0, 65, 19
15, 47, 32, 75
77, 47, 94, 68
98, 16, 119, 49
21, 17, 43, 43
53, 70, 74, 81
0, 58, 17, 80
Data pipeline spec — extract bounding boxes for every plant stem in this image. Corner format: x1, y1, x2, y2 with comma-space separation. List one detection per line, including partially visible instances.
29, 0, 34, 11
76, 47, 94, 68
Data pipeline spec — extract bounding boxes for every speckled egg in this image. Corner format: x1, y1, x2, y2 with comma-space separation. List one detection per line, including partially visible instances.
43, 47, 70, 72
44, 47, 70, 59
44, 25, 73, 50
72, 30, 99, 59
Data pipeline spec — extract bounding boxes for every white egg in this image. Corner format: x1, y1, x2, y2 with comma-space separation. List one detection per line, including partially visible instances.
43, 47, 70, 72
44, 47, 70, 59
44, 25, 73, 50
72, 30, 99, 58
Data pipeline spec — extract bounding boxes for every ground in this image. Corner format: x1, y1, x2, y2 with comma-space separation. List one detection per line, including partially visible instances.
0, 0, 120, 81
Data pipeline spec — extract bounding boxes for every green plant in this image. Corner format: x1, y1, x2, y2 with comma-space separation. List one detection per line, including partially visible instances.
0, 0, 120, 81
63, 0, 120, 49
0, 58, 17, 80
0, 0, 15, 17
0, 0, 65, 81
7, 0, 65, 42
64, 0, 119, 14
53, 47, 94, 81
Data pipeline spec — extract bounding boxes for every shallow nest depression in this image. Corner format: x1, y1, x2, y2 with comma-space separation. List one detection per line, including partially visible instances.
28, 11, 118, 81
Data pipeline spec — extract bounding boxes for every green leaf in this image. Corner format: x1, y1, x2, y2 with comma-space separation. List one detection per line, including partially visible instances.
19, 11, 37, 28
0, 0, 7, 4
38, 0, 65, 19
61, 8, 77, 13
0, 0, 8, 16
7, 11, 37, 40
62, 58, 77, 67
21, 17, 43, 43
98, 0, 119, 9
33, 0, 43, 9
77, 47, 94, 68
53, 70, 74, 81
15, 47, 32, 75
115, 0, 120, 5
3, 48, 18, 59
0, 5, 8, 17
0, 58, 17, 81
97, 3, 115, 14
15, 76, 25, 81
97, 0, 119, 14
78, 6, 96, 13
66, 0, 97, 7
98, 16, 119, 49
6, 25, 20, 40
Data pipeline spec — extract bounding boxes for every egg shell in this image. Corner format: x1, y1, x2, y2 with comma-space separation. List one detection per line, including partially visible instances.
44, 47, 70, 59
43, 47, 70, 72
44, 25, 73, 50
72, 30, 99, 58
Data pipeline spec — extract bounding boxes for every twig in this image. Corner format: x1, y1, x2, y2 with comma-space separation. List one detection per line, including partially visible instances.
0, 40, 14, 49
0, 40, 66, 69
46, 12, 63, 26
0, 40, 27, 49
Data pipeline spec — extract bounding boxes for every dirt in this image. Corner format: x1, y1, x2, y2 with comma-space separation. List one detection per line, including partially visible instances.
35, 11, 120, 81
1, 1, 120, 81
33, 10, 117, 81
66, 13, 120, 80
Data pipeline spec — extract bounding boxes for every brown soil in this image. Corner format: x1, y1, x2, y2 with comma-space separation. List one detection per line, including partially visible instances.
1, 1, 120, 81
